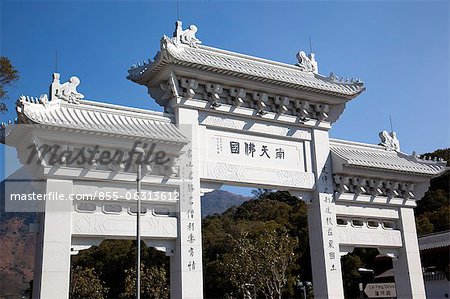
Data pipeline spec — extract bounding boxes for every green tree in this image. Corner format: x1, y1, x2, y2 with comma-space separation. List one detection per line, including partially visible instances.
0, 57, 19, 112
341, 254, 363, 299
416, 216, 434, 235
121, 264, 169, 299
71, 240, 169, 298
251, 188, 273, 199
70, 266, 109, 299
256, 229, 298, 299
415, 148, 450, 235
221, 228, 297, 299
202, 191, 309, 298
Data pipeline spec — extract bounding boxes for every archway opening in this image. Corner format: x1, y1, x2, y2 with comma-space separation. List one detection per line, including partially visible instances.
70, 240, 170, 299
341, 247, 394, 299
201, 186, 312, 298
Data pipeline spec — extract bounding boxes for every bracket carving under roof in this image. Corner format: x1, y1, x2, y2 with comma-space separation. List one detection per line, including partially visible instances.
379, 131, 400, 152
162, 76, 339, 122
172, 20, 202, 48
334, 174, 416, 200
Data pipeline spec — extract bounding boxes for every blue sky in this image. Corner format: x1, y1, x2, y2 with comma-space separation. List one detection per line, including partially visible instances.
1, 1, 449, 195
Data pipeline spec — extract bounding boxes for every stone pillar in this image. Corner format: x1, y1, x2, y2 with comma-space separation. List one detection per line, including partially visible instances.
307, 129, 345, 299
32, 213, 44, 298
170, 107, 204, 299
32, 179, 73, 299
393, 207, 426, 299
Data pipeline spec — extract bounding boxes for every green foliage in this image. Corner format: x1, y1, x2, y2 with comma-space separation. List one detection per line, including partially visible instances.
251, 188, 273, 199
416, 148, 450, 235
220, 228, 297, 299
69, 266, 108, 299
341, 254, 362, 299
120, 263, 169, 299
71, 240, 169, 298
0, 56, 19, 112
202, 191, 309, 298
416, 216, 434, 235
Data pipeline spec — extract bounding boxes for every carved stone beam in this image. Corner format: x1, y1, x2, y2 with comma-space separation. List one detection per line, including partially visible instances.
83, 159, 97, 170
350, 177, 366, 194
400, 182, 415, 199
368, 179, 384, 196
334, 175, 350, 193
274, 96, 290, 114
180, 78, 198, 99
205, 83, 223, 108
251, 92, 268, 115
229, 87, 246, 106
160, 73, 181, 100
161, 156, 179, 177
315, 103, 330, 121
392, 182, 400, 197
109, 161, 125, 173
142, 163, 153, 174
293, 100, 310, 121
383, 181, 399, 198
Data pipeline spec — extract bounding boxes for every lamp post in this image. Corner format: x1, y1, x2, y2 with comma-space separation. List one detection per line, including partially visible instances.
135, 146, 145, 299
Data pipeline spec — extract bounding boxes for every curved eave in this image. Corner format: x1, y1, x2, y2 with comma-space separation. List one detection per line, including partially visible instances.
20, 120, 187, 146
339, 163, 448, 178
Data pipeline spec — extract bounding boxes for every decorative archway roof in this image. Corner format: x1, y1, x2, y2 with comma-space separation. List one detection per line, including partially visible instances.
13, 93, 188, 145
330, 139, 447, 177
127, 34, 365, 99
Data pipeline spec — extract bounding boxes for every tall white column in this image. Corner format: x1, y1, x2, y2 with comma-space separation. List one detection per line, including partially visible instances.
393, 207, 426, 299
308, 129, 345, 299
170, 107, 204, 299
33, 179, 73, 299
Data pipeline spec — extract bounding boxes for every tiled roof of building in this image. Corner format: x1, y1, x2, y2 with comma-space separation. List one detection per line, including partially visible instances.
418, 230, 450, 251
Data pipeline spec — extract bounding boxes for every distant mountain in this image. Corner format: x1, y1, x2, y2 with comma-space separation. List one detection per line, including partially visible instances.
201, 190, 251, 218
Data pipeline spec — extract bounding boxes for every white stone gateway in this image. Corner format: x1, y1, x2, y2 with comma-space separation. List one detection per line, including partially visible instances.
2, 21, 447, 299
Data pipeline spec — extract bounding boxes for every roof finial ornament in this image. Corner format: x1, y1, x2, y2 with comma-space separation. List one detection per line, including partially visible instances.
51, 73, 84, 104
296, 51, 317, 73
379, 130, 400, 152
173, 20, 201, 48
